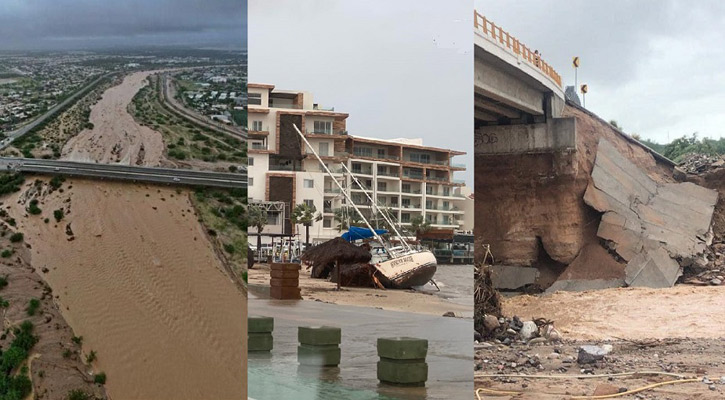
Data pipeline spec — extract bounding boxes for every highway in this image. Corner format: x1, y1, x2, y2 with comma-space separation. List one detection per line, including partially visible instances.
0, 158, 246, 189
160, 73, 247, 140
0, 72, 114, 150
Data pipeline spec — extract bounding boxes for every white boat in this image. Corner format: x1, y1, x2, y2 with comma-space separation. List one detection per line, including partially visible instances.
293, 124, 437, 289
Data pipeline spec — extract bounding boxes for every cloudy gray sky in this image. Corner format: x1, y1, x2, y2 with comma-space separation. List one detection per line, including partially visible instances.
477, 0, 725, 144
0, 0, 245, 50
249, 0, 473, 186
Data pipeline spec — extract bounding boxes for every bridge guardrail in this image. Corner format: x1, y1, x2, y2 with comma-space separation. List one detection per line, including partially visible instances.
474, 10, 562, 88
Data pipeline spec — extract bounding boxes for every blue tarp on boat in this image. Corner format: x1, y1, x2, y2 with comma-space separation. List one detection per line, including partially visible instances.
341, 226, 388, 242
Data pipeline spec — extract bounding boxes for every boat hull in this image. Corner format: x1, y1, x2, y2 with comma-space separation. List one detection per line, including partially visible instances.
375, 250, 437, 289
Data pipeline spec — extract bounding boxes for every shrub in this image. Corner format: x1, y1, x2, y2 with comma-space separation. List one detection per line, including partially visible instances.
26, 298, 40, 316
9, 233, 23, 243
71, 336, 83, 345
67, 389, 90, 400
54, 209, 64, 222
93, 372, 106, 384
86, 350, 97, 363
1, 249, 12, 258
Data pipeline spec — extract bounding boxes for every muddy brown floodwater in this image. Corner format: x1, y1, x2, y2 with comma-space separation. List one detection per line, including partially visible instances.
9, 180, 245, 400
504, 285, 725, 340
62, 71, 165, 166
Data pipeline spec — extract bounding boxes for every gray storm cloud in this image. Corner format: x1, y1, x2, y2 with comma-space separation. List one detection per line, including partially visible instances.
0, 0, 246, 50
477, 0, 725, 143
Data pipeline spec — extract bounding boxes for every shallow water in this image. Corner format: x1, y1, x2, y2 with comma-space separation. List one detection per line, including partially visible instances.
415, 264, 473, 308
248, 295, 472, 400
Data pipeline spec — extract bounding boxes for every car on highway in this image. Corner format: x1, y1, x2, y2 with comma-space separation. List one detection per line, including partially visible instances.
173, 177, 180, 182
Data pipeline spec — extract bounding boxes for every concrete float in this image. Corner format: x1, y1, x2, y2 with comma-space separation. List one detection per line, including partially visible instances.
377, 337, 428, 386
248, 316, 274, 352
297, 326, 342, 367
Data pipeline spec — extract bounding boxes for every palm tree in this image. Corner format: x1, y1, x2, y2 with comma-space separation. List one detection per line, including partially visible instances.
333, 206, 363, 232
248, 204, 268, 262
291, 203, 322, 246
409, 215, 431, 241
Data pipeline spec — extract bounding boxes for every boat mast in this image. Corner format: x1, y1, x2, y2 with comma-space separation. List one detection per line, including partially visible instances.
339, 162, 412, 252
292, 124, 393, 254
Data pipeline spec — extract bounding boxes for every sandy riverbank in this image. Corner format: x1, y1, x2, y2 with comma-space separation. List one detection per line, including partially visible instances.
249, 263, 470, 317
8, 178, 246, 400
62, 71, 165, 166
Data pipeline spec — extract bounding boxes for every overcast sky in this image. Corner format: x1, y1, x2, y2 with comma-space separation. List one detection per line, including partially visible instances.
0, 0, 246, 50
249, 0, 473, 186
477, 0, 725, 144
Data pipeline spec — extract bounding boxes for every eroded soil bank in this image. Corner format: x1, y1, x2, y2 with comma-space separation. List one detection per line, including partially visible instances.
9, 178, 245, 400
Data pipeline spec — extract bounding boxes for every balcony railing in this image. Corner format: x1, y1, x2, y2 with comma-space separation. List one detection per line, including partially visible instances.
403, 171, 424, 180
453, 178, 466, 184
324, 187, 341, 194
401, 189, 422, 194
251, 143, 267, 150
451, 162, 466, 168
474, 10, 562, 88
427, 176, 448, 182
377, 170, 400, 177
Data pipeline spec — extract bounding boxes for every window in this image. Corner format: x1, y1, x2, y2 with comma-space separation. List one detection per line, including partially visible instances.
251, 120, 263, 131
248, 93, 261, 105
391, 197, 398, 206
303, 179, 314, 188
323, 218, 332, 228
377, 148, 386, 158
426, 200, 433, 209
377, 182, 387, 192
267, 212, 279, 225
401, 213, 410, 223
402, 198, 411, 207
354, 146, 372, 157
319, 142, 329, 156
303, 199, 314, 208
426, 214, 435, 223
443, 187, 450, 196
323, 200, 332, 213
313, 120, 332, 134
420, 154, 431, 164
248, 157, 254, 166
402, 183, 411, 193
351, 163, 362, 173
443, 201, 450, 210
248, 177, 253, 186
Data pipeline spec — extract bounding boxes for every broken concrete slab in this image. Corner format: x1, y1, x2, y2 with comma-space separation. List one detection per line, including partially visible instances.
490, 265, 539, 289
545, 278, 624, 293
584, 138, 718, 288
625, 247, 682, 288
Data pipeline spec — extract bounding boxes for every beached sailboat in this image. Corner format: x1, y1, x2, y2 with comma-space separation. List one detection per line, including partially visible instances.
293, 124, 437, 288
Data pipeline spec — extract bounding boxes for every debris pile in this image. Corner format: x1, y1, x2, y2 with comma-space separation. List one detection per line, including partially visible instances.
679, 153, 723, 174
300, 238, 375, 287
476, 314, 561, 345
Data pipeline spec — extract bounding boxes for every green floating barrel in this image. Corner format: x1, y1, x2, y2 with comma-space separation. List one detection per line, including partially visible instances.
377, 337, 428, 386
297, 326, 341, 367
249, 316, 274, 352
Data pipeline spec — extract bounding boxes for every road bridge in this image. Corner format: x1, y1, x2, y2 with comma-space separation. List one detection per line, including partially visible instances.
474, 11, 575, 155
0, 158, 246, 189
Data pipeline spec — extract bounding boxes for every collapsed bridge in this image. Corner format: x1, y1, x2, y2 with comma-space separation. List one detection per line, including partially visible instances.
473, 12, 717, 292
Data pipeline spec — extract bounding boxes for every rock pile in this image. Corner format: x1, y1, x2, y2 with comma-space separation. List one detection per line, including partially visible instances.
679, 153, 724, 175
476, 315, 561, 345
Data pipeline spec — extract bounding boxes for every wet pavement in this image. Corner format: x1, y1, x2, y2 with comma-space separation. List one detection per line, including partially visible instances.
248, 294, 472, 399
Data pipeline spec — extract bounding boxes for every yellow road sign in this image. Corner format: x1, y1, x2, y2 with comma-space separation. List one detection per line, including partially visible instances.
580, 84, 588, 94
573, 56, 580, 68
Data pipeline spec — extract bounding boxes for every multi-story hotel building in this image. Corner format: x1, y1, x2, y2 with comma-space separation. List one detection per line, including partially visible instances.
247, 83, 472, 244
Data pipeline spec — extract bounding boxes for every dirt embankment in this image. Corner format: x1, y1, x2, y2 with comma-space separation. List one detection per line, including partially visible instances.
0, 181, 105, 399
8, 178, 246, 400
62, 71, 165, 166
474, 104, 675, 286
